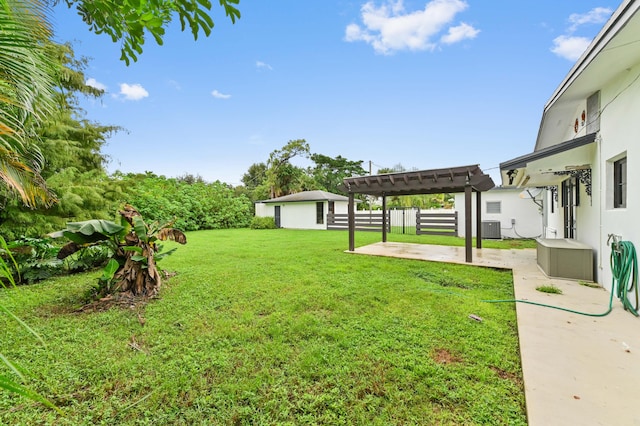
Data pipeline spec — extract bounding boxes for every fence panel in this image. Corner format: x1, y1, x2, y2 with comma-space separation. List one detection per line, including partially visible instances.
416, 210, 458, 236
327, 212, 390, 232
388, 208, 418, 234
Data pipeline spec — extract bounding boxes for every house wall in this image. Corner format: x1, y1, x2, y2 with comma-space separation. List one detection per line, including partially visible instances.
595, 63, 640, 289
254, 202, 270, 218
538, 63, 640, 289
254, 200, 350, 230
454, 188, 543, 239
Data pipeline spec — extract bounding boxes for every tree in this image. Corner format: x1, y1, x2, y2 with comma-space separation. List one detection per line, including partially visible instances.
54, 205, 187, 298
118, 173, 252, 231
310, 153, 366, 195
0, 5, 63, 408
377, 163, 407, 174
59, 0, 241, 64
241, 162, 267, 190
238, 162, 268, 202
176, 173, 206, 185
265, 139, 311, 198
0, 0, 57, 207
0, 0, 242, 210
0, 42, 124, 239
375, 164, 453, 209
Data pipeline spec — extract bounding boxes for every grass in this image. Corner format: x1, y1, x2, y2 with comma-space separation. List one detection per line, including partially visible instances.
384, 230, 537, 250
579, 281, 601, 289
535, 285, 563, 295
0, 229, 527, 425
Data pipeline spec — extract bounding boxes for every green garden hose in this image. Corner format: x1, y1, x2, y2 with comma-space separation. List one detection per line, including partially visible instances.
484, 239, 639, 318
610, 240, 639, 316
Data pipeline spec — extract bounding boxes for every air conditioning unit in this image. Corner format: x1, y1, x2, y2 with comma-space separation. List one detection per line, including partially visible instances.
482, 221, 501, 239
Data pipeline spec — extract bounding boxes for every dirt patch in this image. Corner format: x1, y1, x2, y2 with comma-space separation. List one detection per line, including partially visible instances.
75, 271, 177, 314
490, 366, 523, 385
73, 292, 152, 314
432, 348, 463, 365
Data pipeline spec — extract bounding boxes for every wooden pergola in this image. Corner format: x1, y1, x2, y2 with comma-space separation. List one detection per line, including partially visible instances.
340, 164, 495, 263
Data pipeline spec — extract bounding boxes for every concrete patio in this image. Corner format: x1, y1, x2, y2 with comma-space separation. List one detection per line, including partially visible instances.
348, 242, 640, 426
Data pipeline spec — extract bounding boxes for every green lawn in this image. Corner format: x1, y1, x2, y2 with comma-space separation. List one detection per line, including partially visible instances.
1, 229, 527, 425
383, 230, 536, 250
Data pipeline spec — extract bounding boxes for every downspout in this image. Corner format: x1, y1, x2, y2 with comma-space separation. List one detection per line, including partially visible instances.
597, 133, 603, 279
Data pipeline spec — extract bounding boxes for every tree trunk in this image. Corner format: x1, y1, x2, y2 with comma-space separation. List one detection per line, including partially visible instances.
114, 242, 161, 297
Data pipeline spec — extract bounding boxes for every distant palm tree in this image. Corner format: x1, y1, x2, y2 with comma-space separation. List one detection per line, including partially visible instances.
0, 0, 56, 207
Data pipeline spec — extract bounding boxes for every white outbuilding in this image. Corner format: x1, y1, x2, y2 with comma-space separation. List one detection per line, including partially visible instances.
254, 190, 351, 229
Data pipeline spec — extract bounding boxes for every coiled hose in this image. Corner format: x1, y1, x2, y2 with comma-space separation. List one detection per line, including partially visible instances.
610, 240, 638, 316
484, 239, 639, 318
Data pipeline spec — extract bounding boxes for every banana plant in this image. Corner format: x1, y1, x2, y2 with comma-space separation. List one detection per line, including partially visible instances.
52, 205, 187, 297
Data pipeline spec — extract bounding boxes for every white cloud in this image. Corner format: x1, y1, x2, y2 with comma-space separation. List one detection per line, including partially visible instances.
440, 22, 479, 44
256, 61, 273, 70
551, 7, 613, 61
167, 79, 182, 90
119, 83, 149, 101
567, 7, 613, 33
345, 0, 476, 54
86, 78, 107, 91
551, 35, 591, 61
211, 90, 231, 99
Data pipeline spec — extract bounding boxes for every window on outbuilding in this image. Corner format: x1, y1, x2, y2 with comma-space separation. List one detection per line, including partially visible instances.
316, 202, 324, 224
486, 201, 501, 214
614, 157, 627, 208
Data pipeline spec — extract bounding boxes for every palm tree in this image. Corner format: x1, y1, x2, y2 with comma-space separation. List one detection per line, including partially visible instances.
0, 0, 57, 207
0, 0, 60, 411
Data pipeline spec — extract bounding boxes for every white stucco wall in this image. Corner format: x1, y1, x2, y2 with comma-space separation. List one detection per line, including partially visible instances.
254, 200, 349, 230
534, 63, 640, 288
595, 64, 640, 289
454, 188, 543, 239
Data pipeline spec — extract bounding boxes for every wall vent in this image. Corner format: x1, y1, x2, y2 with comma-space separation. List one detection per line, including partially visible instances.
482, 221, 501, 239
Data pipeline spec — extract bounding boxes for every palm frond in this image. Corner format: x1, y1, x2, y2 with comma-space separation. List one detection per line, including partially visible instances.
0, 0, 57, 207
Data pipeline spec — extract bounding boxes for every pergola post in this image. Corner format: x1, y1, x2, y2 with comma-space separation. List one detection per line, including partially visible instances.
382, 194, 387, 243
348, 192, 355, 251
465, 183, 472, 262
476, 189, 482, 248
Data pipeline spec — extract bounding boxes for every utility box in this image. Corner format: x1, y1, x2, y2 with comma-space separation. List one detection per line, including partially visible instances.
536, 239, 593, 281
482, 221, 501, 239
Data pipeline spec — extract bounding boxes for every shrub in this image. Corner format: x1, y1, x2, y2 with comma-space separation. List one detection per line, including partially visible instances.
250, 216, 277, 229
63, 244, 112, 274
121, 174, 253, 231
4, 237, 62, 284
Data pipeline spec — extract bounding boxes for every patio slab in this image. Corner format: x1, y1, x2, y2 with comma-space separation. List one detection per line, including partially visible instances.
348, 242, 640, 426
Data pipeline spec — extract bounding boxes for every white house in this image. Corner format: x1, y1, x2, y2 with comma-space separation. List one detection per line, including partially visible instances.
254, 190, 351, 230
454, 187, 543, 240
499, 0, 640, 288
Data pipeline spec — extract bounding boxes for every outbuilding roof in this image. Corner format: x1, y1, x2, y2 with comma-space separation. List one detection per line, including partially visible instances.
260, 190, 351, 204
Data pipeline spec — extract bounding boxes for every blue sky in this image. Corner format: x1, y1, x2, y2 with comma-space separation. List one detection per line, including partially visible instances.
51, 0, 620, 186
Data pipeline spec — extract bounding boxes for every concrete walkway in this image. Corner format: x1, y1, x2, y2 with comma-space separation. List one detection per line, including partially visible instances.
348, 242, 640, 426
